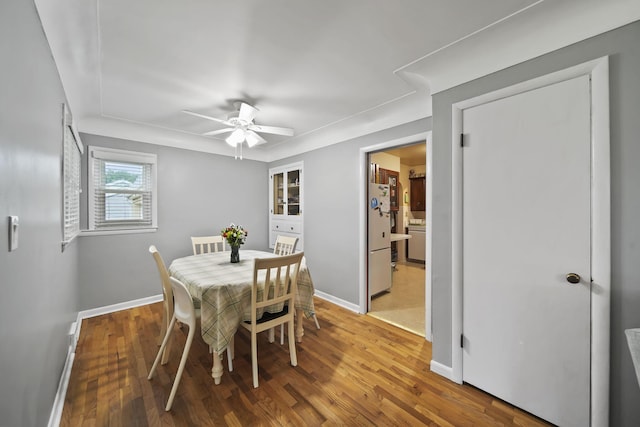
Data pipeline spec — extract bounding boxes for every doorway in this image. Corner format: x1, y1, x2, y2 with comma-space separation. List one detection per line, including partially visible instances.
364, 138, 430, 338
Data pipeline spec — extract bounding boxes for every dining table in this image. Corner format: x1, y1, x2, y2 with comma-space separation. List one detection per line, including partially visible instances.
168, 249, 316, 384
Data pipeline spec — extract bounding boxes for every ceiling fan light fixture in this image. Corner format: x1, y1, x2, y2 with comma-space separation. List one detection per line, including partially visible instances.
226, 128, 245, 146
245, 132, 260, 147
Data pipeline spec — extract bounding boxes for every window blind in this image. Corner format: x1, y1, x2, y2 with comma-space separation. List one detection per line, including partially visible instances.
62, 105, 83, 248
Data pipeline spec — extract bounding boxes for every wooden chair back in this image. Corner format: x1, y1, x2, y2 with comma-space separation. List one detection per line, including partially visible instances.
273, 235, 298, 255
240, 252, 304, 387
191, 235, 225, 255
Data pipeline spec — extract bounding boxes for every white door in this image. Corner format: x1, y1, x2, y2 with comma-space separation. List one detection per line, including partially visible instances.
462, 75, 591, 426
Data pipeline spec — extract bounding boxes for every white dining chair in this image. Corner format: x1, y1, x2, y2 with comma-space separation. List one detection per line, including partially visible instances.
626, 328, 640, 389
273, 235, 298, 255
191, 235, 226, 255
148, 277, 197, 411
235, 252, 304, 388
148, 276, 233, 410
148, 245, 174, 365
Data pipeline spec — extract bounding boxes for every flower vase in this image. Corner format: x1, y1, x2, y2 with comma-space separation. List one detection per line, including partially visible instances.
230, 245, 240, 263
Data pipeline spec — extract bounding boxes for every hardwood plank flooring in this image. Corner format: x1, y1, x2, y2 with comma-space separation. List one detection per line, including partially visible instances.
61, 298, 551, 426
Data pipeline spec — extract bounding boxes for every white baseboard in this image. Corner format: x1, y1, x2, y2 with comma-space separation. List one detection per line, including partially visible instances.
430, 360, 456, 382
314, 290, 360, 313
47, 346, 75, 427
78, 294, 163, 320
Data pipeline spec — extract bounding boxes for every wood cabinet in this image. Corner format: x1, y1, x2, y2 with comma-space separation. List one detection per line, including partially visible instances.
410, 176, 426, 211
378, 167, 399, 212
269, 162, 303, 250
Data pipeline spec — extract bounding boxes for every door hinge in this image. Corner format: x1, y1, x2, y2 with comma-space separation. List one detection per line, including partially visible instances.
460, 334, 464, 348
460, 133, 464, 148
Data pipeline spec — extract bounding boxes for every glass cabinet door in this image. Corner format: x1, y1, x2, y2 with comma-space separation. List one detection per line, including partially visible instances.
287, 169, 301, 216
273, 172, 285, 215
271, 164, 302, 218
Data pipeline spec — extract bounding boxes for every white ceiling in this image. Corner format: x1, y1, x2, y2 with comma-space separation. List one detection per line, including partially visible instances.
35, 0, 640, 162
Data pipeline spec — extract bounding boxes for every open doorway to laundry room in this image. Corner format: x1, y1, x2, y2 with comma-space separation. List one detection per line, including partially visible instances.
366, 140, 428, 338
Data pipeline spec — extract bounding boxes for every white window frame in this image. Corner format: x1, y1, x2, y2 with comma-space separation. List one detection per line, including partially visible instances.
62, 104, 83, 250
87, 146, 157, 234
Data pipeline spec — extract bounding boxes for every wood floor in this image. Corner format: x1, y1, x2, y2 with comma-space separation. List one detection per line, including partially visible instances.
61, 298, 551, 426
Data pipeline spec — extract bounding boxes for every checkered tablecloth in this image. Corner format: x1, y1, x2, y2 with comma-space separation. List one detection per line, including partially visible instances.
168, 249, 316, 353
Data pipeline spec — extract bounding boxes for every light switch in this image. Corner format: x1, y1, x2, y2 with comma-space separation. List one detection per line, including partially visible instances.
8, 216, 18, 251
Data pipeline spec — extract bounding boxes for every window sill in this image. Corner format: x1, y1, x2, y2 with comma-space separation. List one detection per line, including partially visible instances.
80, 227, 158, 237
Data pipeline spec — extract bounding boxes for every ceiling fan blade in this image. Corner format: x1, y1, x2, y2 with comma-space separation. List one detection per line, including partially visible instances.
202, 128, 235, 136
245, 130, 266, 147
248, 124, 294, 136
182, 110, 231, 126
238, 102, 259, 122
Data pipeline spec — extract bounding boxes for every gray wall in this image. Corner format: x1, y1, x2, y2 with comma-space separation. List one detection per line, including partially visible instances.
269, 118, 431, 304
0, 1, 80, 426
430, 20, 640, 426
77, 134, 269, 310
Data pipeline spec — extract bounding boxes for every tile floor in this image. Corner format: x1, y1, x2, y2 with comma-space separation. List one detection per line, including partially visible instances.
369, 261, 426, 336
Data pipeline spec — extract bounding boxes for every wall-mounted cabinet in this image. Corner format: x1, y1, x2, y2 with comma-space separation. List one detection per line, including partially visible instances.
410, 176, 426, 211
378, 167, 399, 212
269, 162, 303, 250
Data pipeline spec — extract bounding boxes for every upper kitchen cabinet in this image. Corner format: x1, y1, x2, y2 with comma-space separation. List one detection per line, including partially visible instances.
378, 167, 399, 212
410, 176, 426, 211
269, 162, 303, 250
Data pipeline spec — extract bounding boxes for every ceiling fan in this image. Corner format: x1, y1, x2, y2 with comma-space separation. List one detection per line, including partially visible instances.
183, 102, 294, 148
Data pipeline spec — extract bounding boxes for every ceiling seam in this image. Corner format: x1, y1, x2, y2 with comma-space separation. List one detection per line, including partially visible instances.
392, 0, 546, 76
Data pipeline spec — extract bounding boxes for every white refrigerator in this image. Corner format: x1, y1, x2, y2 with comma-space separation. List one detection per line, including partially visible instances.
368, 183, 392, 295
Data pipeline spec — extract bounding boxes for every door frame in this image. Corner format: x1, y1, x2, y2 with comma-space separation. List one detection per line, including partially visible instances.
358, 131, 433, 341
451, 57, 610, 426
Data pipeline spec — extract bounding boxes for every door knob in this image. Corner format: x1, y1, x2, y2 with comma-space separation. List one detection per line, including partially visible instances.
566, 273, 581, 284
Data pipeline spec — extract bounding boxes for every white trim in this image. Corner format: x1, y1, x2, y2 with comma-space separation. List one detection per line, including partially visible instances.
589, 56, 611, 427
313, 290, 360, 313
451, 105, 463, 383
78, 294, 163, 319
79, 227, 157, 237
449, 57, 610, 427
47, 347, 75, 427
358, 132, 431, 316
430, 360, 454, 381
89, 146, 157, 163
424, 132, 433, 342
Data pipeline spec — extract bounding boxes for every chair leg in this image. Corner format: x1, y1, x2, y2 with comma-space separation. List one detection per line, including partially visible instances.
227, 335, 234, 372
313, 313, 320, 329
148, 316, 177, 380
158, 310, 166, 346
159, 303, 173, 365
287, 319, 298, 367
165, 323, 195, 411
280, 324, 285, 345
161, 320, 173, 365
251, 331, 259, 388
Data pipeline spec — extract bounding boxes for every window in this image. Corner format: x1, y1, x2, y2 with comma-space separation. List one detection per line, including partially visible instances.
88, 146, 157, 232
62, 104, 83, 249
